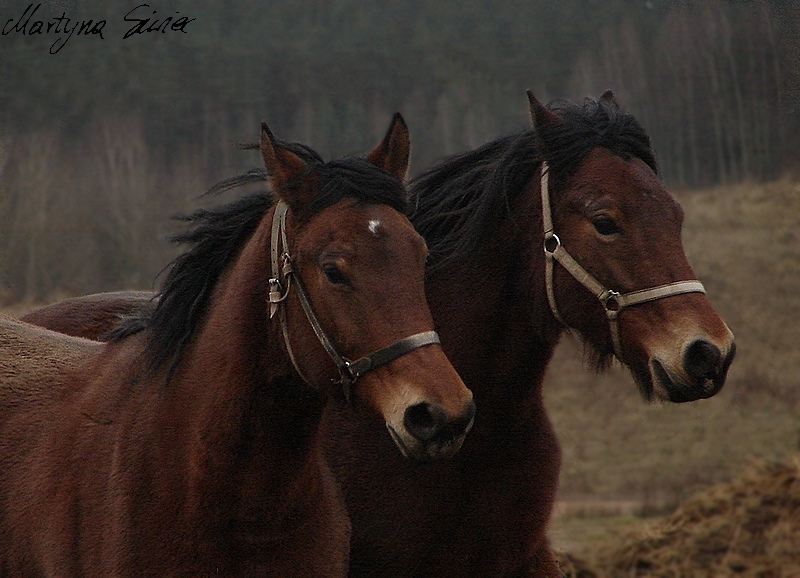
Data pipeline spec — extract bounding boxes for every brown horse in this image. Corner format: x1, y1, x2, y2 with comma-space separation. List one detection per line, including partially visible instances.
2, 115, 476, 577
21, 291, 155, 339
22, 92, 735, 576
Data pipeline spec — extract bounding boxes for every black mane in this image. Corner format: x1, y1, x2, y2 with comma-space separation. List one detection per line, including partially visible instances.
111, 140, 408, 380
410, 96, 657, 272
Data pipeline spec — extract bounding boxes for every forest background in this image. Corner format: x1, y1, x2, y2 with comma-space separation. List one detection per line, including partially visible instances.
1, 0, 797, 300
1, 0, 799, 546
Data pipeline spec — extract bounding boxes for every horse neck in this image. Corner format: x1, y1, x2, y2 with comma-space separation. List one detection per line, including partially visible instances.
426, 171, 561, 414
158, 211, 327, 524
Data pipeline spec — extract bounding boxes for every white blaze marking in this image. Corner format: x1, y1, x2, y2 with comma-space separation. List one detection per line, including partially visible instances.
368, 219, 382, 236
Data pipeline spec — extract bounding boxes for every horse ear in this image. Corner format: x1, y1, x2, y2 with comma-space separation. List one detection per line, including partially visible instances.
527, 90, 562, 132
599, 89, 620, 112
366, 113, 410, 181
260, 122, 309, 205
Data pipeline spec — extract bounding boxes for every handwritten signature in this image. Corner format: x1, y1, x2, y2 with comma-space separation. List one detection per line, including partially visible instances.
1, 3, 195, 54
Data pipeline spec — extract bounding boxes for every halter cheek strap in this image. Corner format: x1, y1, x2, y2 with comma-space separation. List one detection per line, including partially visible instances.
540, 163, 706, 361
267, 201, 441, 402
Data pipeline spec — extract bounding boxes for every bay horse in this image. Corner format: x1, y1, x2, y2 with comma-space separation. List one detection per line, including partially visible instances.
22, 92, 736, 576
1, 115, 476, 577
21, 291, 156, 339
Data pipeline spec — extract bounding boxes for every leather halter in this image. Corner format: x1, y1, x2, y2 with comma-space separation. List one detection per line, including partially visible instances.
267, 201, 441, 402
540, 162, 706, 361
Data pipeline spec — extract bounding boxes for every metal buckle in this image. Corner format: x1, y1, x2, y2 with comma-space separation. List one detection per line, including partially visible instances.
268, 278, 283, 300
268, 278, 284, 318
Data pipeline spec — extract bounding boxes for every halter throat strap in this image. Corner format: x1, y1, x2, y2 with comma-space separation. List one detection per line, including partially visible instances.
540, 162, 705, 360
267, 201, 441, 402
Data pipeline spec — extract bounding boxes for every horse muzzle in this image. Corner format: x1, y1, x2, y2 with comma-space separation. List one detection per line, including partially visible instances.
387, 399, 476, 461
650, 339, 736, 402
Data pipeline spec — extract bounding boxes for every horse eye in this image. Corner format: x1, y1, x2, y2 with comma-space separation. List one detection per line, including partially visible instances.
322, 264, 350, 285
592, 216, 620, 236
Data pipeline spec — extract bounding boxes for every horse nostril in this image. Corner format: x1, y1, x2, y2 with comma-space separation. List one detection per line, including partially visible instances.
403, 402, 447, 442
684, 339, 723, 381
403, 400, 476, 444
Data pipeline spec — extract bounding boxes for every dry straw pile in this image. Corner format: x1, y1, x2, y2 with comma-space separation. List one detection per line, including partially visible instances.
558, 454, 800, 577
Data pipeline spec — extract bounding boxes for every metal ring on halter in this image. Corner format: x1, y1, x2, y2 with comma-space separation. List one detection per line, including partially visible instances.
543, 232, 560, 255
600, 290, 622, 319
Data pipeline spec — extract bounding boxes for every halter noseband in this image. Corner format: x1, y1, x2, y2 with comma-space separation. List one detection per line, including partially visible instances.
540, 162, 706, 361
267, 201, 441, 402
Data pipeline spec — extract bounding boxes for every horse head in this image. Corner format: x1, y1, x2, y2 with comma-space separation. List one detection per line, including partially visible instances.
529, 91, 735, 403
260, 116, 475, 459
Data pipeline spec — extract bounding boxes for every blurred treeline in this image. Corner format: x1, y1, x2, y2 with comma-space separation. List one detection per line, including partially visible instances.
0, 0, 798, 301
